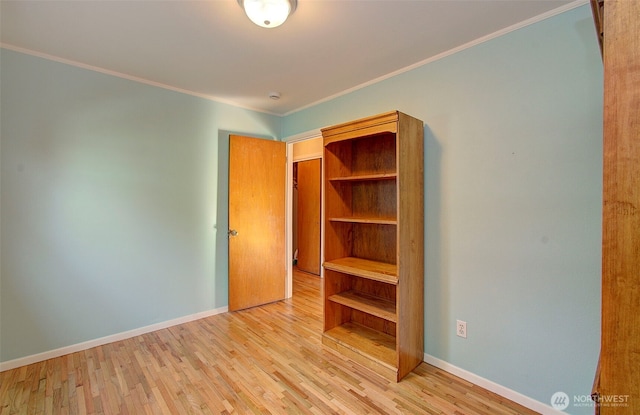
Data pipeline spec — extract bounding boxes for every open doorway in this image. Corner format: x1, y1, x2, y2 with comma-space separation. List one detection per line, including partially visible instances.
286, 134, 324, 297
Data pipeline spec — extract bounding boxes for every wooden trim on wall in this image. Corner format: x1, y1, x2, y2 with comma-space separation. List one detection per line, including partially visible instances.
600, 0, 640, 413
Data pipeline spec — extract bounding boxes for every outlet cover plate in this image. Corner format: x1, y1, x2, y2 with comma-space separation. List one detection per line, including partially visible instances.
456, 320, 467, 338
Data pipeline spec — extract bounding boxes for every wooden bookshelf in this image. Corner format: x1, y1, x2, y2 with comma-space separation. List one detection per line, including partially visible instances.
322, 111, 424, 382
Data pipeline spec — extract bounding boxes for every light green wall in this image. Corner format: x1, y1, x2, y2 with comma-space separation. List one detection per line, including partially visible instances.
0, 49, 281, 361
283, 5, 602, 414
1, 4, 602, 413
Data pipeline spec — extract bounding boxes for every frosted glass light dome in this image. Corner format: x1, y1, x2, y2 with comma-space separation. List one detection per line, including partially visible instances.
239, 0, 296, 28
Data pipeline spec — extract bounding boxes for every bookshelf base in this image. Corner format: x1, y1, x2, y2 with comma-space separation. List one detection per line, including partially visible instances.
322, 322, 398, 382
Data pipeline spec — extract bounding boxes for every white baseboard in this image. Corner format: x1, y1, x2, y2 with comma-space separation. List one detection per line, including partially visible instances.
424, 354, 566, 415
0, 306, 228, 372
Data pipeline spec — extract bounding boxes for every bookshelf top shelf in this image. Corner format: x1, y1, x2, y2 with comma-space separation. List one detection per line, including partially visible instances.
329, 216, 397, 225
328, 173, 397, 182
321, 111, 399, 145
323, 257, 398, 284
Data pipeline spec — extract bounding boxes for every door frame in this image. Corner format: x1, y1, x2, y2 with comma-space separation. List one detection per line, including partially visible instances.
285, 129, 324, 298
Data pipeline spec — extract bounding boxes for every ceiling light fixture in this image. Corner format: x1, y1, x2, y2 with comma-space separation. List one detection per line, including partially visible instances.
238, 0, 297, 28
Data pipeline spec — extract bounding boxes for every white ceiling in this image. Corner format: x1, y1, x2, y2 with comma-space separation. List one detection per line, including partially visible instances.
1, 0, 579, 116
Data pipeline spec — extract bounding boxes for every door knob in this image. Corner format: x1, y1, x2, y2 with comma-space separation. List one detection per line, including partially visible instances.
228, 229, 238, 237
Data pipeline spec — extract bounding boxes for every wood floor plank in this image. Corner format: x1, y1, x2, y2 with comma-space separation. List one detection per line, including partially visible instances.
0, 269, 539, 414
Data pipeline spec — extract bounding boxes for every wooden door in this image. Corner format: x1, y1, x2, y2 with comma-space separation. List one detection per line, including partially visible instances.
296, 159, 322, 275
229, 135, 286, 311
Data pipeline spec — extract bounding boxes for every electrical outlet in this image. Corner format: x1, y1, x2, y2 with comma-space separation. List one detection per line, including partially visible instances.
456, 320, 467, 338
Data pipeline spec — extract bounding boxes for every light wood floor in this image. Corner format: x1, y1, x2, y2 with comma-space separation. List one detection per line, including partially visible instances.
1, 270, 539, 414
